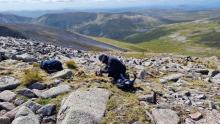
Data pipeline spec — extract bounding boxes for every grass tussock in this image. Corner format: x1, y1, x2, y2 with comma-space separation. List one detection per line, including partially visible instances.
196, 57, 219, 69
214, 95, 220, 102
22, 68, 43, 86
65, 60, 78, 69
187, 80, 210, 91
100, 83, 150, 124
33, 62, 40, 68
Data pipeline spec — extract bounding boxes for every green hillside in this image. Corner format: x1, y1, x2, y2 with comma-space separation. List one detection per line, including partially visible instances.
132, 20, 220, 48
90, 37, 145, 52
95, 20, 220, 57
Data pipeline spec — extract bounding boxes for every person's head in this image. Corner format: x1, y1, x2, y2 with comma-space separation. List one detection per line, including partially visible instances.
99, 54, 108, 64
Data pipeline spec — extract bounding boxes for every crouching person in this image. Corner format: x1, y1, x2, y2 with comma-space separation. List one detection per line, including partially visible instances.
40, 59, 63, 73
96, 54, 136, 90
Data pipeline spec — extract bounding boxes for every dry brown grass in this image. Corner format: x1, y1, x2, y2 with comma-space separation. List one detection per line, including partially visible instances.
22, 68, 43, 86
65, 60, 78, 69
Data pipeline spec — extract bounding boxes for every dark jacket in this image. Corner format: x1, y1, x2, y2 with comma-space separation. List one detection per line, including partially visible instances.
100, 56, 126, 79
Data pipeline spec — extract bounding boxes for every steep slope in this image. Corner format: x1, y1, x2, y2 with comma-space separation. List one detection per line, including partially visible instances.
33, 12, 162, 39
0, 24, 123, 51
0, 13, 31, 24
0, 26, 27, 39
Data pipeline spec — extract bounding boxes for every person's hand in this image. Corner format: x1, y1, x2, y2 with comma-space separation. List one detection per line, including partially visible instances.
95, 71, 103, 76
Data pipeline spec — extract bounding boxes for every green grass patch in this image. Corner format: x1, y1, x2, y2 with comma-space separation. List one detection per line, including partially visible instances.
90, 36, 145, 52
125, 27, 176, 43
65, 60, 78, 69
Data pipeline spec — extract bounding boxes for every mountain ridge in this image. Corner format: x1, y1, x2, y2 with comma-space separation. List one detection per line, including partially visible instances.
0, 23, 123, 51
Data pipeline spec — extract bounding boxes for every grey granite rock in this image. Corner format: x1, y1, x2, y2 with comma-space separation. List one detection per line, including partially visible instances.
57, 88, 111, 124
34, 84, 71, 99
151, 109, 180, 124
0, 90, 16, 102
0, 76, 21, 91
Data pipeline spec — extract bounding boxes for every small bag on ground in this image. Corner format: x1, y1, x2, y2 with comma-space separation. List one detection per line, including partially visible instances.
40, 60, 63, 73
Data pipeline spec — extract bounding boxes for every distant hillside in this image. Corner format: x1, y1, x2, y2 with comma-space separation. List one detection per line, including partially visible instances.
0, 24, 123, 51
140, 9, 220, 23
0, 26, 27, 39
32, 12, 162, 39
2, 10, 220, 41
125, 19, 220, 48
0, 13, 31, 24
92, 19, 220, 56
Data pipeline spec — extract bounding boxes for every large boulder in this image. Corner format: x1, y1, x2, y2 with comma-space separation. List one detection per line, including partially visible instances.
196, 110, 220, 124
25, 100, 42, 113
0, 116, 11, 124
160, 73, 184, 83
17, 88, 37, 98
210, 73, 220, 84
52, 69, 73, 79
4, 100, 41, 120
14, 53, 36, 62
33, 84, 71, 99
0, 90, 16, 102
151, 109, 180, 124
0, 102, 16, 111
0, 76, 21, 91
28, 82, 46, 90
11, 106, 40, 124
37, 104, 56, 116
57, 88, 111, 124
15, 106, 34, 118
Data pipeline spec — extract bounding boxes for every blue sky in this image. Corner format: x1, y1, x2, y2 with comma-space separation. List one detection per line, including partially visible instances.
0, 0, 220, 11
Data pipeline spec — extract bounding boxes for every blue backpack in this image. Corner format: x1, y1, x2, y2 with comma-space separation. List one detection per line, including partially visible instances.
116, 74, 137, 90
40, 60, 63, 73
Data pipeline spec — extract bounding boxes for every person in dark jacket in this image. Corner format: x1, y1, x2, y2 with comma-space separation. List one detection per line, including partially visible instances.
97, 54, 136, 89
98, 54, 126, 81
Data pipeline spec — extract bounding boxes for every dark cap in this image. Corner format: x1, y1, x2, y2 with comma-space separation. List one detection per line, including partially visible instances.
99, 54, 108, 63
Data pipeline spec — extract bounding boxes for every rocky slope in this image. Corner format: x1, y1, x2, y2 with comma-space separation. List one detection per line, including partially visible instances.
0, 36, 220, 124
0, 24, 124, 51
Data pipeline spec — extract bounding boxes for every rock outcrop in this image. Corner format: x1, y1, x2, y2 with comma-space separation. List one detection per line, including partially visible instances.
57, 88, 111, 124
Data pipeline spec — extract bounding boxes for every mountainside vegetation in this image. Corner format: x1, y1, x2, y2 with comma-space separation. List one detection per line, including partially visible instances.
93, 19, 220, 57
